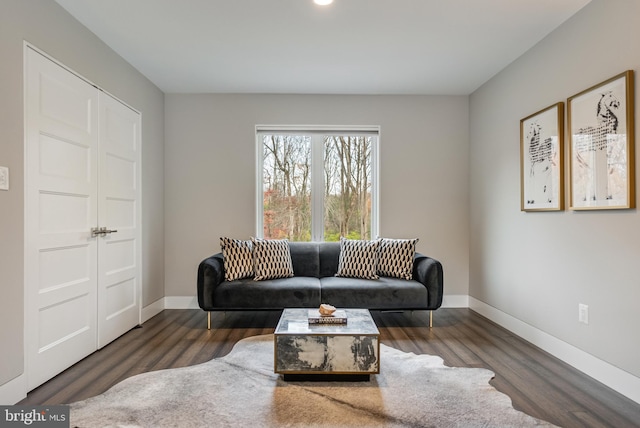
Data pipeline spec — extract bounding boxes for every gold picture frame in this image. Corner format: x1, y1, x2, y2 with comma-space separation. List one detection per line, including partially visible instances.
568, 70, 635, 210
520, 102, 564, 211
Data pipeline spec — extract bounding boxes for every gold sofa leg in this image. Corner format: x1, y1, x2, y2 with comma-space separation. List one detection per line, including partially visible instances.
207, 312, 211, 330
429, 310, 433, 328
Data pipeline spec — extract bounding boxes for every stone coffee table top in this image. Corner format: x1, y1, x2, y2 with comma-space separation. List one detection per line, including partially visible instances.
274, 308, 379, 335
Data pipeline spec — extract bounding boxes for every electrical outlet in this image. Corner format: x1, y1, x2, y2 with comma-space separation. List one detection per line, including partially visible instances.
0, 166, 8, 191
578, 303, 589, 324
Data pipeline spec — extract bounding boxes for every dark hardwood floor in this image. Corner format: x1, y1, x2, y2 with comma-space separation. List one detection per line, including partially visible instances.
20, 308, 640, 427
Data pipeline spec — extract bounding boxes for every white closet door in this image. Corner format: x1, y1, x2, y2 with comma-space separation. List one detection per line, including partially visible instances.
25, 48, 99, 390
97, 92, 141, 348
25, 47, 142, 390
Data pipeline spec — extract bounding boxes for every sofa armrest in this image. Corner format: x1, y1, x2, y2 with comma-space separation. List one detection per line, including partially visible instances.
413, 253, 444, 310
197, 253, 225, 311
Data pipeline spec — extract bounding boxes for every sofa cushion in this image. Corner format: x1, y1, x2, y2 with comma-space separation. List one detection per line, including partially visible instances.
320, 276, 428, 309
377, 238, 419, 280
335, 238, 380, 280
251, 238, 295, 281
215, 276, 321, 309
220, 237, 253, 281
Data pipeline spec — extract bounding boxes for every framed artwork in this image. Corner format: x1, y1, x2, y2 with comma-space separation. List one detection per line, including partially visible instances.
520, 102, 564, 211
568, 70, 635, 210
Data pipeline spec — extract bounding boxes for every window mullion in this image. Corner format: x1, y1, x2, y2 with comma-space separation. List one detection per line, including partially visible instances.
371, 136, 379, 239
256, 133, 264, 238
311, 134, 325, 242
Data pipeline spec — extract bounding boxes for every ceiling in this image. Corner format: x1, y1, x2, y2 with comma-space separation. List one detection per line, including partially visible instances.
55, 0, 591, 95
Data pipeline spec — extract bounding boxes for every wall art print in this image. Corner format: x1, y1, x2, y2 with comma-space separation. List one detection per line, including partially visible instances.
568, 70, 635, 210
520, 102, 564, 211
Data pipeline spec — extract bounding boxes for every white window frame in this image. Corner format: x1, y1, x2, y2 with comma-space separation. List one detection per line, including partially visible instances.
256, 125, 380, 241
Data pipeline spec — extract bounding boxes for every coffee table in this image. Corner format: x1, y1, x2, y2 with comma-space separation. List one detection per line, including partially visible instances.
274, 308, 380, 381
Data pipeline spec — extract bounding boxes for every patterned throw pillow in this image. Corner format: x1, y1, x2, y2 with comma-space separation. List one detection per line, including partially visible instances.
377, 238, 419, 280
335, 238, 380, 280
220, 237, 254, 281
251, 238, 294, 281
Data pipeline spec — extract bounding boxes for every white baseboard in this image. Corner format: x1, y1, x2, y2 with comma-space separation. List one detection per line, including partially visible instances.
469, 297, 640, 405
141, 298, 165, 323
0, 374, 26, 405
441, 294, 469, 308
140, 296, 199, 319
164, 296, 199, 309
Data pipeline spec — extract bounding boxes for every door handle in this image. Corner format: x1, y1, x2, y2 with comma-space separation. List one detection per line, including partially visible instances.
91, 227, 118, 237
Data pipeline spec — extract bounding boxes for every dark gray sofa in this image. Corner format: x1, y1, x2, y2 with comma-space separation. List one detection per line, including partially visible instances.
197, 241, 443, 328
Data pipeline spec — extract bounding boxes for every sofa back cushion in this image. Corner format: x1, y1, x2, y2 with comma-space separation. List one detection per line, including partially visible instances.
288, 242, 341, 278
282, 241, 422, 279
319, 242, 341, 277
288, 242, 320, 278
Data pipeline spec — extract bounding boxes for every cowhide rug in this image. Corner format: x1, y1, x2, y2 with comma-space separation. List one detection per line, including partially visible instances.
70, 334, 556, 427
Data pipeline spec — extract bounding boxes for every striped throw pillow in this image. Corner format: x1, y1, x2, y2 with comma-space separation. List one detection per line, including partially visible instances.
377, 238, 418, 280
251, 238, 294, 281
220, 237, 254, 281
335, 238, 380, 280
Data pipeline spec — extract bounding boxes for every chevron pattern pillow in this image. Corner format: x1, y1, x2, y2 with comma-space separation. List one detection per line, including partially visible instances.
335, 237, 380, 279
251, 238, 294, 281
220, 237, 254, 281
377, 237, 418, 280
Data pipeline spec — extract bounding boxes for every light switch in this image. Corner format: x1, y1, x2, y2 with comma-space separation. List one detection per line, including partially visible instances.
0, 166, 9, 190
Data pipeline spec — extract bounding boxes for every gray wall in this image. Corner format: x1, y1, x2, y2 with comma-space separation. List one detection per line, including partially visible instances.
469, 0, 640, 378
0, 0, 164, 389
164, 94, 470, 299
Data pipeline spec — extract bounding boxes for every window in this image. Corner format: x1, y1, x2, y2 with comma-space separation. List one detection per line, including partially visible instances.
256, 126, 379, 242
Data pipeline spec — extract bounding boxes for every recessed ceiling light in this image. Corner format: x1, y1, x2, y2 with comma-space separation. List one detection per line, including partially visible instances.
314, 0, 334, 5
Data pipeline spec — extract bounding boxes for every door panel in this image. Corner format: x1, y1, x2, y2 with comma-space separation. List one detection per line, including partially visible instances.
106, 199, 136, 228
38, 245, 91, 290
104, 239, 136, 273
38, 71, 94, 140
105, 155, 136, 195
38, 192, 90, 233
105, 278, 137, 319
25, 48, 99, 390
97, 92, 141, 348
39, 135, 91, 182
